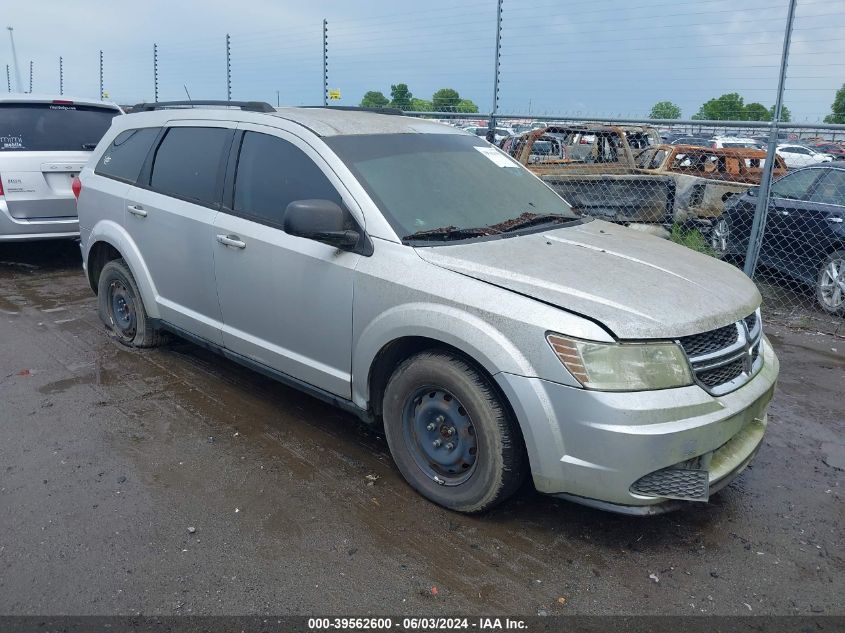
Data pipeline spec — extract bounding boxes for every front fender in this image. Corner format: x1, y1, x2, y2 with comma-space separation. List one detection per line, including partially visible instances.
351, 301, 534, 409
85, 220, 160, 320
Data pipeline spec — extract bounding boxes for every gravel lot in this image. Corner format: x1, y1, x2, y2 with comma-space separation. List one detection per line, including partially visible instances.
0, 241, 842, 616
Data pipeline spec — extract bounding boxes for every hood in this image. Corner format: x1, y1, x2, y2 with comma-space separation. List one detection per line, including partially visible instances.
415, 220, 760, 339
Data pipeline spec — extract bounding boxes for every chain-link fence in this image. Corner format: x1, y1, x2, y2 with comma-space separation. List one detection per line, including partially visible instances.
3, 1, 844, 332
405, 113, 843, 333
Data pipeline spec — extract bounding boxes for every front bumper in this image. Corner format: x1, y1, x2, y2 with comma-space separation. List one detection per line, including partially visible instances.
0, 200, 79, 241
496, 336, 779, 512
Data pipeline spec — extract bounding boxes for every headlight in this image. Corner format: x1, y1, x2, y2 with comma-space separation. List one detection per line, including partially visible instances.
547, 334, 693, 391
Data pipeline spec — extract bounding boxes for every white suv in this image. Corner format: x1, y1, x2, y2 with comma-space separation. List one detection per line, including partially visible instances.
0, 94, 121, 241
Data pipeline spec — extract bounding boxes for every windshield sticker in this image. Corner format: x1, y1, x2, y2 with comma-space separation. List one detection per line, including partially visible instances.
1, 134, 24, 150
475, 146, 519, 168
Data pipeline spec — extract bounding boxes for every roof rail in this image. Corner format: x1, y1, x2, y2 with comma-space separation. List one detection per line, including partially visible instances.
129, 100, 276, 113
302, 105, 404, 116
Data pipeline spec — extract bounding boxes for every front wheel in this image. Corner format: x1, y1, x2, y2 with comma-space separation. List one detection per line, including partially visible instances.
816, 250, 845, 315
382, 351, 527, 513
710, 217, 730, 257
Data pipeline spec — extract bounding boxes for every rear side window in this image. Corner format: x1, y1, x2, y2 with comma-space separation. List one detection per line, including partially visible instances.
150, 127, 232, 206
809, 169, 845, 206
0, 103, 119, 151
95, 128, 159, 183
232, 131, 342, 226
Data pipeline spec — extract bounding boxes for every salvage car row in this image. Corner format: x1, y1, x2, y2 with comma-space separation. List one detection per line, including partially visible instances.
2, 93, 782, 516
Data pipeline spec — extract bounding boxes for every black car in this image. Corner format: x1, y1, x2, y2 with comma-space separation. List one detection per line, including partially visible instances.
714, 163, 845, 314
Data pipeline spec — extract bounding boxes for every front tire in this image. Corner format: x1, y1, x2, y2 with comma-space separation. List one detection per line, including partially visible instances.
382, 351, 527, 513
97, 259, 165, 347
816, 250, 845, 315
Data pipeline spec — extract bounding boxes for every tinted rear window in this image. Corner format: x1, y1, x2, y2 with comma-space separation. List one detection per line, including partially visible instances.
95, 128, 159, 183
150, 127, 232, 206
0, 103, 119, 151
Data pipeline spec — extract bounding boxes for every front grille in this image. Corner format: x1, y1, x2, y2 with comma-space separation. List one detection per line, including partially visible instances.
698, 357, 745, 387
678, 324, 739, 358
630, 468, 709, 501
678, 310, 763, 395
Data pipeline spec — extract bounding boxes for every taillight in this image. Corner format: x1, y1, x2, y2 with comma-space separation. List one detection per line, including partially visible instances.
0, 174, 4, 197
72, 176, 82, 200
52, 99, 74, 106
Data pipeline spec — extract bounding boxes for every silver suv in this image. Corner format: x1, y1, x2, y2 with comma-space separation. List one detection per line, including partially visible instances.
77, 102, 779, 514
0, 94, 122, 240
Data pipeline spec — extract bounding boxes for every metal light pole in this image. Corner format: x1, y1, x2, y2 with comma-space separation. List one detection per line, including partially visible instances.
225, 34, 232, 101
6, 27, 22, 92
5, 64, 10, 92
153, 43, 159, 102
744, 0, 797, 278
28, 60, 32, 93
322, 19, 328, 106
59, 56, 63, 95
487, 0, 503, 138
99, 50, 104, 99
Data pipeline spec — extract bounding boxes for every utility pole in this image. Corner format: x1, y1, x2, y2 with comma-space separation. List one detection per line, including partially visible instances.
153, 43, 159, 102
276, 89, 280, 107
5, 64, 10, 92
28, 60, 32, 93
59, 56, 63, 95
322, 19, 328, 106
225, 34, 232, 101
99, 50, 104, 99
487, 0, 503, 138
6, 27, 22, 92
743, 0, 797, 278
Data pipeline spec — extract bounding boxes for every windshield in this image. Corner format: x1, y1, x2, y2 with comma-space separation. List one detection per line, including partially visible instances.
0, 103, 119, 151
326, 133, 578, 239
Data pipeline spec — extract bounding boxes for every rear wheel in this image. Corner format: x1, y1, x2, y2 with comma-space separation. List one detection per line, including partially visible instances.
816, 250, 845, 315
382, 351, 526, 513
97, 259, 165, 347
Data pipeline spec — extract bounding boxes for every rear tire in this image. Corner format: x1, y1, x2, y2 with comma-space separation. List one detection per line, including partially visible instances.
97, 259, 165, 348
816, 250, 845, 315
382, 351, 526, 513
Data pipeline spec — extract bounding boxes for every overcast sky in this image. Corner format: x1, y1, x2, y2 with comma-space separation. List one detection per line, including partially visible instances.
4, 0, 844, 122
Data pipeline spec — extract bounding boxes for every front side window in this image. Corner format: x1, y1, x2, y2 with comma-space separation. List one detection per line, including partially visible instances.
150, 127, 232, 205
326, 133, 577, 239
770, 168, 823, 200
808, 170, 845, 206
96, 127, 159, 183
232, 132, 343, 226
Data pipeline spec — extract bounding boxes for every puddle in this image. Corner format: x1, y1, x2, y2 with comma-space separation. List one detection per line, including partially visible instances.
37, 364, 117, 394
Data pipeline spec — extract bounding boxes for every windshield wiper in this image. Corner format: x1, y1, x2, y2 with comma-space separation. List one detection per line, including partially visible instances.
402, 225, 501, 242
490, 212, 576, 234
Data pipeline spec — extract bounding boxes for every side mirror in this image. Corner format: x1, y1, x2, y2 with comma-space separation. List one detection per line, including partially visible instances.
747, 186, 759, 197
283, 199, 360, 249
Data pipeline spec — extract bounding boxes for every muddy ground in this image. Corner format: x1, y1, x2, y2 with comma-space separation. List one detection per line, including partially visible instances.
0, 241, 842, 616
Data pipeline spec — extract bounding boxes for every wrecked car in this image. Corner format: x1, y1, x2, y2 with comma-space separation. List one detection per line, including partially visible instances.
503, 124, 674, 224
635, 145, 787, 223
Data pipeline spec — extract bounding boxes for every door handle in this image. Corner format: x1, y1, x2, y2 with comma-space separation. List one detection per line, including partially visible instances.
127, 204, 147, 218
216, 234, 246, 249
778, 210, 790, 216
827, 216, 844, 224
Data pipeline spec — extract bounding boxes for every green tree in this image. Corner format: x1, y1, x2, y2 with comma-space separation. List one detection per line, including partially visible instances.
359, 91, 389, 108
409, 98, 433, 111
769, 104, 791, 122
389, 83, 413, 110
456, 99, 479, 113
823, 84, 845, 124
744, 102, 772, 121
648, 101, 681, 119
432, 88, 461, 111
692, 93, 746, 120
